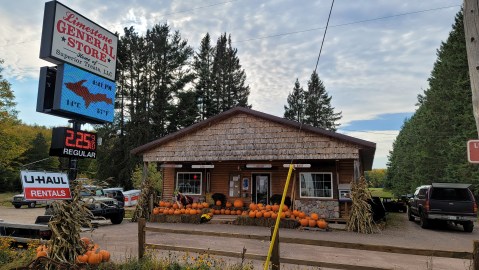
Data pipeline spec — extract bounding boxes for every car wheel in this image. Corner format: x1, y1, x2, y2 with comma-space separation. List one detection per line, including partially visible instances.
28, 202, 36, 208
420, 215, 429, 229
463, 221, 474, 232
110, 213, 124, 224
407, 207, 414, 221
13, 205, 21, 209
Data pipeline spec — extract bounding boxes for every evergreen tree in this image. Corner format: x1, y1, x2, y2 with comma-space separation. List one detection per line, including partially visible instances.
386, 11, 479, 195
303, 71, 342, 131
20, 132, 57, 171
170, 90, 200, 131
284, 78, 305, 122
194, 33, 214, 120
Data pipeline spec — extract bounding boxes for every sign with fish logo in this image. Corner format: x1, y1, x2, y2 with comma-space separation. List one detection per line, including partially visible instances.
54, 63, 116, 123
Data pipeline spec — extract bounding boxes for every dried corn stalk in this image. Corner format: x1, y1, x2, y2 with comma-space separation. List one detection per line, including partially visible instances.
132, 167, 155, 222
346, 176, 377, 234
47, 181, 93, 267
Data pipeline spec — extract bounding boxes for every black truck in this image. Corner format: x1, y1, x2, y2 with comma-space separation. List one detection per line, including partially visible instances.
407, 183, 477, 232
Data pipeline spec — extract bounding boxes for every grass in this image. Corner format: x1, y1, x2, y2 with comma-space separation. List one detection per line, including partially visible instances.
369, 188, 394, 198
0, 192, 16, 207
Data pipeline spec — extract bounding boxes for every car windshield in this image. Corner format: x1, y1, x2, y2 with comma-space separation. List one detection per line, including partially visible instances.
430, 188, 471, 201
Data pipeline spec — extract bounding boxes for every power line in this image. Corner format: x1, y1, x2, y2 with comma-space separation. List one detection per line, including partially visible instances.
314, 0, 335, 73
234, 4, 461, 43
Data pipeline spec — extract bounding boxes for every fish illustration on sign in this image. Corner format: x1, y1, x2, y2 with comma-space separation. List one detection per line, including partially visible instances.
64, 80, 112, 108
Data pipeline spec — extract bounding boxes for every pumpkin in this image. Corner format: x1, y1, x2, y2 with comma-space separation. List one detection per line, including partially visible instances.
317, 219, 328, 229
76, 254, 89, 264
168, 209, 174, 215
225, 209, 231, 215
271, 204, 279, 212
36, 250, 48, 258
202, 202, 209, 208
215, 200, 222, 206
308, 219, 317, 227
310, 213, 319, 220
186, 204, 192, 209
271, 212, 278, 219
242, 211, 248, 216
220, 209, 225, 214
87, 251, 102, 265
284, 211, 291, 218
249, 203, 257, 211
298, 212, 306, 218
263, 211, 271, 218
196, 209, 201, 214
191, 203, 198, 209
282, 205, 289, 212
165, 202, 172, 208
265, 205, 272, 211
153, 208, 160, 215
100, 249, 111, 262
300, 219, 309, 227
180, 209, 186, 214
225, 201, 232, 208
80, 237, 90, 247
214, 209, 220, 215
292, 210, 299, 216
255, 211, 263, 218
236, 210, 242, 215
159, 201, 166, 207
233, 199, 244, 208
249, 211, 256, 218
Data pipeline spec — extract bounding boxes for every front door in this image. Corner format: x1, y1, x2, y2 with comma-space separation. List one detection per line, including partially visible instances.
252, 173, 270, 204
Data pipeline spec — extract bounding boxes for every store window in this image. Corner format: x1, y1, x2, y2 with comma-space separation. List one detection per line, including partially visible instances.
300, 172, 333, 198
176, 172, 202, 195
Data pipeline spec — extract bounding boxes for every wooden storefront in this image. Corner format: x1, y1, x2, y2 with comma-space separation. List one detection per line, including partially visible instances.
131, 107, 376, 219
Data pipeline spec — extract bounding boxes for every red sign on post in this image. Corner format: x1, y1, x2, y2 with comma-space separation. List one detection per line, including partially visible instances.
467, 140, 479, 163
20, 171, 71, 200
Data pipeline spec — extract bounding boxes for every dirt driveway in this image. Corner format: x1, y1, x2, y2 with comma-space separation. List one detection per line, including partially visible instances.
1, 206, 478, 269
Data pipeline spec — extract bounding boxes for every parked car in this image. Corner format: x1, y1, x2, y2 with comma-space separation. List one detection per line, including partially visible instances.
11, 193, 43, 209
407, 183, 477, 232
103, 188, 125, 207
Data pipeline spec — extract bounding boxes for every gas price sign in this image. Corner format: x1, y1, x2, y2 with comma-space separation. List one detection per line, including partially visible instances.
50, 127, 96, 158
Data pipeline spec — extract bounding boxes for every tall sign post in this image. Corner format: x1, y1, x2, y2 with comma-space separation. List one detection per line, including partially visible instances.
37, 1, 118, 182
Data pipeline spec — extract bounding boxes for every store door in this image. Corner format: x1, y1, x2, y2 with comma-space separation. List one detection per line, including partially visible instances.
252, 173, 270, 204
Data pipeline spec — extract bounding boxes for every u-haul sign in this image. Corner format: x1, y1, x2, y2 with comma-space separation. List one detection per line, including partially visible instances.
21, 171, 71, 200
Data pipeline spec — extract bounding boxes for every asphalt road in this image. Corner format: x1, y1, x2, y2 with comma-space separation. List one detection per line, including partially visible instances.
1, 206, 478, 269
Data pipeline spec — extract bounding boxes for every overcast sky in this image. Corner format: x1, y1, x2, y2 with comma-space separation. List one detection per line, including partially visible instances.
0, 0, 464, 169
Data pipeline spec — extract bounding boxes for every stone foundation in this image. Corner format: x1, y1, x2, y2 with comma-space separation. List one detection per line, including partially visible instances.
294, 200, 340, 219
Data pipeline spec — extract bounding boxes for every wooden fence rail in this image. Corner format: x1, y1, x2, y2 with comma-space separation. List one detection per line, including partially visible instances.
138, 219, 479, 270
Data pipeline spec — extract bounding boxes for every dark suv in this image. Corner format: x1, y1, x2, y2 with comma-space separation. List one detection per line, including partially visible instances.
407, 183, 477, 232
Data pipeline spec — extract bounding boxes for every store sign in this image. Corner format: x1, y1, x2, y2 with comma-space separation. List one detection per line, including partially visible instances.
467, 140, 479, 163
37, 63, 116, 123
21, 171, 71, 200
40, 1, 117, 81
50, 127, 97, 159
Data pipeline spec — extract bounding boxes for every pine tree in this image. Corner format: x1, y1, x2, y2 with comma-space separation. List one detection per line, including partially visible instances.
20, 132, 57, 171
284, 78, 305, 122
303, 71, 342, 131
194, 33, 214, 120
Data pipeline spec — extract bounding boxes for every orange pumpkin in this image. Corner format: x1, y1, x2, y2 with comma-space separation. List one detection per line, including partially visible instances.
233, 199, 244, 208
300, 219, 309, 227
310, 213, 319, 220
165, 202, 172, 208
202, 202, 209, 208
225, 201, 232, 208
308, 219, 317, 227
196, 209, 201, 214
80, 237, 90, 247
317, 219, 328, 229
272, 204, 279, 212
225, 209, 231, 215
88, 251, 102, 265
242, 211, 248, 216
282, 205, 289, 212
153, 208, 160, 215
280, 212, 286, 219
174, 209, 181, 215
159, 201, 166, 207
249, 203, 257, 211
168, 209, 174, 215
249, 211, 256, 218
215, 200, 222, 206
271, 212, 278, 219
214, 209, 220, 215
236, 210, 242, 215
76, 254, 89, 264
263, 211, 271, 218
265, 205, 272, 211
298, 211, 306, 218
36, 250, 48, 258
220, 209, 225, 214
99, 249, 111, 262
255, 211, 263, 218
192, 203, 198, 209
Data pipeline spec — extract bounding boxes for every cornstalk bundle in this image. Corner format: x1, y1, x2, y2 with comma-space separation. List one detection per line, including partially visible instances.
346, 176, 377, 234
47, 182, 93, 267
132, 171, 154, 222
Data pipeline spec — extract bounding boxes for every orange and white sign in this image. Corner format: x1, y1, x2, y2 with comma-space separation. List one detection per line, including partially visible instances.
20, 171, 71, 200
467, 140, 479, 163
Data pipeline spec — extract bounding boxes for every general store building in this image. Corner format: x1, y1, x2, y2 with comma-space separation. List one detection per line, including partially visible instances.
131, 107, 376, 219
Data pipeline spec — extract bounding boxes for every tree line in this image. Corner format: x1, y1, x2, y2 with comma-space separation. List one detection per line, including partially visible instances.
386, 11, 479, 195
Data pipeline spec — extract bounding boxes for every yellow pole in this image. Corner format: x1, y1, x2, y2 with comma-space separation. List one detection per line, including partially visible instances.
264, 164, 294, 270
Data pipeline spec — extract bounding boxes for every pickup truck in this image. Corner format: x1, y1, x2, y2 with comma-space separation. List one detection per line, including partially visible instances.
11, 193, 43, 209
407, 183, 477, 232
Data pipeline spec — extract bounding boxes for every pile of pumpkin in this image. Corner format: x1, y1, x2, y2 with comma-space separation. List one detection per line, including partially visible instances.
242, 202, 328, 229
34, 237, 110, 265
153, 201, 212, 216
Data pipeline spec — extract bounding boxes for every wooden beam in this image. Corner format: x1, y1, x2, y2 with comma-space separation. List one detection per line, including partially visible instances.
464, 0, 479, 135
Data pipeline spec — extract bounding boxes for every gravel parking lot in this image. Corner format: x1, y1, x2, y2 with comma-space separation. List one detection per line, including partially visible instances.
1, 206, 478, 269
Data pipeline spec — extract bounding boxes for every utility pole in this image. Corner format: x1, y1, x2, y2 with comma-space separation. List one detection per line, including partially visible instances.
464, 0, 479, 136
